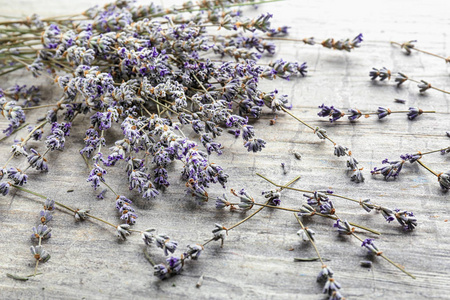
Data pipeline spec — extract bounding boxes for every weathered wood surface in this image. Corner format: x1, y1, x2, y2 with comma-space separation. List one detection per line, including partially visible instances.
1, 0, 449, 299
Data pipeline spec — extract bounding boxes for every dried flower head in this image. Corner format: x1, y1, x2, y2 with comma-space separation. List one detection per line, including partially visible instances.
30, 245, 50, 262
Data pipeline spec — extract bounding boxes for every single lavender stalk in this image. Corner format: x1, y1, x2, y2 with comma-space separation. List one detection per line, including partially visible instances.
280, 106, 364, 183
265, 33, 363, 52
391, 40, 450, 63
294, 214, 345, 299
370, 67, 450, 94
318, 104, 435, 122
371, 149, 450, 190
257, 173, 416, 230
351, 232, 416, 279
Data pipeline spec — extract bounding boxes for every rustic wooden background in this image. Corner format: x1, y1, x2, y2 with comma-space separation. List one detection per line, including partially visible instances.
1, 0, 449, 299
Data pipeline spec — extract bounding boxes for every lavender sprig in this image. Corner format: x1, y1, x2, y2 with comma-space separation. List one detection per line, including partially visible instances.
369, 67, 450, 95
391, 40, 450, 63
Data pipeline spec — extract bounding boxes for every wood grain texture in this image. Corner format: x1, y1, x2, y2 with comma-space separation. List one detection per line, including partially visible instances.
0, 0, 449, 299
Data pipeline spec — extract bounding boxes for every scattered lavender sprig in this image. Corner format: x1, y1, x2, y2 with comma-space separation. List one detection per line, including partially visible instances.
266, 33, 364, 52
371, 147, 450, 190
294, 214, 345, 300
280, 107, 364, 182
369, 67, 450, 95
258, 173, 417, 230
391, 40, 450, 63
318, 103, 435, 122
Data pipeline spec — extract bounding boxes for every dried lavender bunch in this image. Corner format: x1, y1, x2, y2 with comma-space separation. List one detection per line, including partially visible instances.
317, 103, 435, 122
391, 40, 450, 63
369, 67, 450, 95
0, 0, 314, 205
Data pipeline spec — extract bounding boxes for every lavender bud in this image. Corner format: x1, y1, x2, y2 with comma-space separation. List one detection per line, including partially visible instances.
417, 80, 431, 93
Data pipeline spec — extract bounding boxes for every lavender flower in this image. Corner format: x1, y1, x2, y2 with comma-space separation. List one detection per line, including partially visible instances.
401, 40, 416, 54
347, 108, 362, 121
31, 224, 52, 240
303, 191, 329, 206
417, 80, 431, 93
27, 149, 48, 171
186, 244, 203, 259
38, 209, 53, 226
7, 167, 28, 186
0, 182, 11, 196
334, 145, 348, 157
215, 194, 230, 209
333, 219, 353, 235
30, 245, 50, 262
317, 265, 334, 281
116, 224, 131, 240
323, 278, 341, 296
360, 199, 373, 212
314, 127, 327, 140
438, 171, 450, 190
74, 209, 90, 221
369, 67, 391, 81
212, 223, 227, 246
371, 159, 404, 180
395, 73, 408, 86
156, 234, 178, 256
377, 107, 391, 119
44, 198, 55, 211
394, 210, 417, 230
141, 229, 155, 246
350, 169, 365, 183
361, 238, 381, 255
407, 107, 423, 120
166, 256, 184, 274
153, 264, 169, 280
380, 207, 396, 223
297, 227, 315, 242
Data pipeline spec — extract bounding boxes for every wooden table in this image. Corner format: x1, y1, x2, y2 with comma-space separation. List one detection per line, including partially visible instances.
1, 0, 449, 299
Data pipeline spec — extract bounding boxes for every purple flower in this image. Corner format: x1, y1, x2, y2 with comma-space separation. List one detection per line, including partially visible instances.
27, 148, 48, 171
156, 234, 178, 256
154, 264, 169, 280
87, 164, 106, 190
361, 238, 381, 254
394, 209, 417, 230
395, 72, 408, 86
318, 104, 333, 117
40, 210, 53, 224
333, 219, 353, 235
377, 107, 391, 119
317, 265, 333, 281
407, 107, 423, 120
323, 278, 341, 296
186, 244, 203, 259
7, 167, 28, 186
0, 182, 11, 196
371, 159, 404, 180
31, 224, 52, 240
244, 138, 266, 152
347, 108, 362, 121
30, 245, 50, 262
